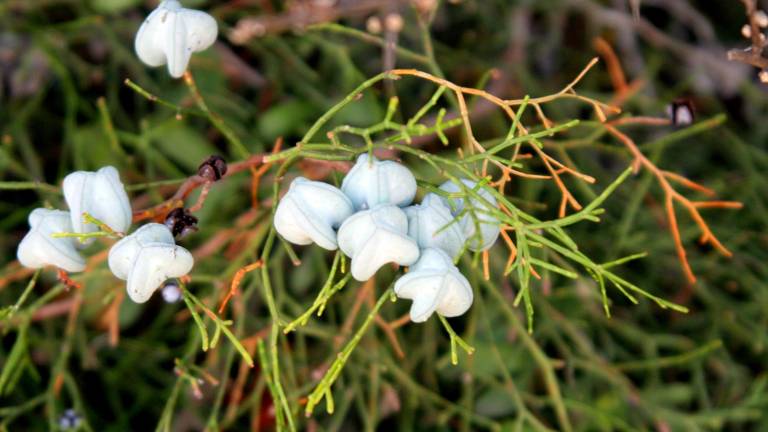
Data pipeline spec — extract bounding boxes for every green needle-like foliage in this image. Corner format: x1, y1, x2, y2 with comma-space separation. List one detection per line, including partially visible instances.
1, 1, 767, 431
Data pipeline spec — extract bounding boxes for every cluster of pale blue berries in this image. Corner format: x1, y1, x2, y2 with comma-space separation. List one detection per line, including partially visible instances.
16, 166, 194, 304
18, 1, 503, 321
15, 0, 224, 302
274, 155, 501, 323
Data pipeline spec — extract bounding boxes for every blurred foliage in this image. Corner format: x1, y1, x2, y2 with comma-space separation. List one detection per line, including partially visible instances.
1, 0, 768, 431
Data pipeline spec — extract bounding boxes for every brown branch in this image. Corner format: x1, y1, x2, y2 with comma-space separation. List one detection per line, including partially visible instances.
727, 48, 768, 69
219, 260, 264, 314
335, 278, 375, 349
132, 153, 266, 223
742, 0, 765, 54
98, 289, 124, 347
603, 123, 742, 283
0, 264, 34, 291
729, 0, 768, 72
568, 0, 748, 94
31, 297, 76, 321
388, 67, 597, 216
229, 0, 408, 44
593, 37, 628, 95
499, 228, 518, 274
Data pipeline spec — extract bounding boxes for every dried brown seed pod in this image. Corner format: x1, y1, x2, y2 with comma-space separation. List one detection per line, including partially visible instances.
197, 155, 228, 182
164, 208, 199, 238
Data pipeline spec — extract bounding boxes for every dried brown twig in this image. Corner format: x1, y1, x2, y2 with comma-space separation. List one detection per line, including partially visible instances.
727, 0, 768, 74
387, 66, 602, 217
603, 122, 742, 284
591, 38, 743, 284
229, 0, 407, 44
132, 154, 266, 223
568, 0, 747, 94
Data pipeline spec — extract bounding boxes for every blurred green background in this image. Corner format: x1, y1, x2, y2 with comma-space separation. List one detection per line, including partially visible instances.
1, 0, 768, 430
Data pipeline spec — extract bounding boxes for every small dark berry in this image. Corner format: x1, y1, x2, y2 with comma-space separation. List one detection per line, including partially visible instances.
198, 155, 228, 182
164, 208, 199, 238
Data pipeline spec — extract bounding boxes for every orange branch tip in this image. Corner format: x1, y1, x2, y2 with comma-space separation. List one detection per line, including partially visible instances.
219, 260, 264, 314
57, 269, 82, 290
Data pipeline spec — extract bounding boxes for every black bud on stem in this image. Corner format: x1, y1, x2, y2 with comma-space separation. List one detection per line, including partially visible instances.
198, 155, 228, 182
164, 207, 199, 238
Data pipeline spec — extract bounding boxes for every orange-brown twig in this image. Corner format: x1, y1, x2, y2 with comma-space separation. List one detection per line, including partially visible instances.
499, 228, 518, 273
604, 123, 742, 283
193, 208, 261, 261
610, 116, 671, 127
365, 285, 406, 359
691, 201, 744, 209
527, 259, 542, 280
56, 269, 82, 291
388, 67, 600, 216
532, 103, 553, 129
589, 32, 742, 294
388, 313, 412, 330
133, 153, 266, 223
98, 289, 124, 347
335, 278, 375, 349
251, 137, 283, 209
219, 260, 264, 314
532, 144, 593, 217
661, 170, 715, 196
593, 37, 628, 96
502, 58, 621, 117
0, 264, 34, 291
374, 312, 406, 359
594, 28, 751, 276
29, 297, 76, 322
187, 181, 213, 213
